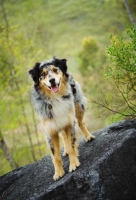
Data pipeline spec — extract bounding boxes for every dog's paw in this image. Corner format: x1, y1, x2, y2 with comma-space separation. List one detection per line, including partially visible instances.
53, 169, 65, 181
85, 134, 95, 142
69, 159, 80, 172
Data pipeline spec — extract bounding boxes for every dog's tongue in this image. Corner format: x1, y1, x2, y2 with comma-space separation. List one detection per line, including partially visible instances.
51, 85, 59, 93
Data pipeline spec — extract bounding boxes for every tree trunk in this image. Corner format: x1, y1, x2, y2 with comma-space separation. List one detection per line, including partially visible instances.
0, 130, 18, 169
15, 81, 37, 162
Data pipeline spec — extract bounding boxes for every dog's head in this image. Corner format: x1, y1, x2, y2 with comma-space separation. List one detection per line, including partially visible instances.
29, 57, 68, 94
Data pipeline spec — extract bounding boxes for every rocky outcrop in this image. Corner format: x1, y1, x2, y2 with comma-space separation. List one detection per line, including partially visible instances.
0, 119, 136, 200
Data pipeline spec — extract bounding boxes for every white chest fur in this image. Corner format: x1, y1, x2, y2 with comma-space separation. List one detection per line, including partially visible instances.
44, 95, 75, 133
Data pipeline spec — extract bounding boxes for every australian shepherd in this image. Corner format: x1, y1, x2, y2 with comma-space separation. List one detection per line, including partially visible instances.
28, 57, 94, 181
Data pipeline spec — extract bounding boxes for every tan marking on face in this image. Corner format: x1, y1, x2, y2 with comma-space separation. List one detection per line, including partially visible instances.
50, 65, 59, 73
57, 74, 67, 96
40, 68, 48, 79
39, 68, 52, 97
39, 81, 52, 98
50, 66, 63, 79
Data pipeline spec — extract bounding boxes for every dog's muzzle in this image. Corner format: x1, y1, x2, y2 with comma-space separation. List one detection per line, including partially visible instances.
49, 78, 60, 93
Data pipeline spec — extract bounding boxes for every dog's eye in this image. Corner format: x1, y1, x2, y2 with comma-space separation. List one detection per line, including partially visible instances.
53, 68, 58, 73
39, 72, 47, 80
42, 72, 47, 77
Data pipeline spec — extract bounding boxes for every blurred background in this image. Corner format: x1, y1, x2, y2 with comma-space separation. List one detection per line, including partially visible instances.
0, 0, 136, 176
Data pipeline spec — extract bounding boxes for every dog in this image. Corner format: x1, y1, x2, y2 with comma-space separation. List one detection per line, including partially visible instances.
28, 57, 94, 181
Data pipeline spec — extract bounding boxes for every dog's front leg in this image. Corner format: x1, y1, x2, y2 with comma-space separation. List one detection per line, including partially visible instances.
45, 132, 65, 181
60, 131, 68, 156
65, 123, 80, 172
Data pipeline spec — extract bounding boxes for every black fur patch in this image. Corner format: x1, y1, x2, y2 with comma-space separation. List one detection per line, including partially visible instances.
72, 137, 76, 148
62, 94, 71, 100
71, 84, 76, 94
45, 103, 53, 119
81, 104, 85, 111
71, 121, 76, 148
51, 147, 54, 155
72, 88, 76, 94
48, 112, 53, 119
36, 96, 42, 100
54, 58, 69, 78
28, 62, 40, 87
70, 83, 76, 94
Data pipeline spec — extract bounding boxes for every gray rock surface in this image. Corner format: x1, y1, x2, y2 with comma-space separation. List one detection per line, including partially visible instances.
0, 119, 136, 200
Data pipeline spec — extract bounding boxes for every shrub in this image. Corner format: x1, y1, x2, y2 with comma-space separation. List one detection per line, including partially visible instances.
94, 25, 136, 120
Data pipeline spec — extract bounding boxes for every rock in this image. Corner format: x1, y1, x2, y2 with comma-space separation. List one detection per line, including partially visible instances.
0, 119, 136, 200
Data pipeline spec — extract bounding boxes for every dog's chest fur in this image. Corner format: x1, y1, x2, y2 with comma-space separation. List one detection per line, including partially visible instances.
31, 86, 74, 131
46, 95, 75, 131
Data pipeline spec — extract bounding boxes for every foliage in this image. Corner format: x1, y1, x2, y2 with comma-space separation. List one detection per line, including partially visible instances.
0, 25, 35, 130
78, 35, 108, 95
78, 27, 136, 122
79, 37, 99, 73
92, 25, 136, 121
106, 26, 136, 79
0, 23, 45, 174
105, 25, 136, 118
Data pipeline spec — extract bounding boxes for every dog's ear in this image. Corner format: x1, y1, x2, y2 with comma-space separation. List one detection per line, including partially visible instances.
61, 59, 67, 73
55, 58, 68, 75
28, 62, 40, 86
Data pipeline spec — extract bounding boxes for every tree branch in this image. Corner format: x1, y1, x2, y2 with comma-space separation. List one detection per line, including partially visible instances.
91, 98, 136, 118
124, 0, 135, 24
114, 79, 136, 113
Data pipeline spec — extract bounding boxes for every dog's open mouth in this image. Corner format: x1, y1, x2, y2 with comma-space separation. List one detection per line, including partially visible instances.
46, 81, 60, 93
50, 84, 59, 93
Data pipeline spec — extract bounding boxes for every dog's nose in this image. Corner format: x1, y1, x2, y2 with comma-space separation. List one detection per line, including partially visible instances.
49, 78, 55, 84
